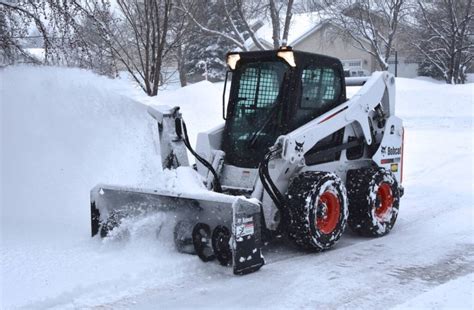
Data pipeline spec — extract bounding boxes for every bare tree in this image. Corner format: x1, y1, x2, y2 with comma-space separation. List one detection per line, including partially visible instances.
413, 0, 473, 84
320, 0, 408, 70
167, 4, 196, 87
178, 0, 258, 51
0, 0, 118, 75
0, 0, 54, 64
268, 0, 294, 48
73, 0, 176, 96
178, 0, 294, 51
71, 3, 119, 77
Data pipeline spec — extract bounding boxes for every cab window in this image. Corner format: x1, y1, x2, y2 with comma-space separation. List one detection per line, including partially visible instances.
292, 66, 342, 129
300, 67, 341, 109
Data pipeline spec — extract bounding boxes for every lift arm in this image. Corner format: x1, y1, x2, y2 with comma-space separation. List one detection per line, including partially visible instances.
278, 71, 396, 164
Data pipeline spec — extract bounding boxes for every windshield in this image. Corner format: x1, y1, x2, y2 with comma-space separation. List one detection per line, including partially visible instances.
223, 61, 289, 168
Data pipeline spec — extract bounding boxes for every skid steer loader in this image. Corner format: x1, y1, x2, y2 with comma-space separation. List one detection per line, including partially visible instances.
91, 47, 404, 275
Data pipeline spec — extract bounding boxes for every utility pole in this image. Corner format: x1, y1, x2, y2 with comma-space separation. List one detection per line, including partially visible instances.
395, 50, 398, 77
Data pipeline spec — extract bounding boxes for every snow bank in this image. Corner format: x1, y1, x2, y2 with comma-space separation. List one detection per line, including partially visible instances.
0, 66, 184, 308
1, 66, 160, 236
396, 77, 473, 121
0, 66, 228, 309
156, 80, 225, 151
113, 77, 225, 167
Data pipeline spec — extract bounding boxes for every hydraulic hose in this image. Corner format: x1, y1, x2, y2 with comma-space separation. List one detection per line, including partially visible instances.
176, 118, 223, 193
258, 146, 289, 231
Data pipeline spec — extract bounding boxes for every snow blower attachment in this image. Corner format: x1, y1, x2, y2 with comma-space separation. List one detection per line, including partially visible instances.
91, 184, 264, 274
91, 47, 404, 275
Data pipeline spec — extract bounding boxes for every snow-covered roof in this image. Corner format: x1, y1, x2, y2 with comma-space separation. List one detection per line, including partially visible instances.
245, 12, 329, 49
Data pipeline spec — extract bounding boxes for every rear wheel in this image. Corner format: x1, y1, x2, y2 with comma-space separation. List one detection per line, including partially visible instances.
346, 168, 400, 237
286, 171, 348, 251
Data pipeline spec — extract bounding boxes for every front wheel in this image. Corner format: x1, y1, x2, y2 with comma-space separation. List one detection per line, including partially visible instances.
286, 171, 348, 251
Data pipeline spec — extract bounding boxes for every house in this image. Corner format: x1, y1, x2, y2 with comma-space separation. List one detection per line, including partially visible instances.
247, 13, 419, 78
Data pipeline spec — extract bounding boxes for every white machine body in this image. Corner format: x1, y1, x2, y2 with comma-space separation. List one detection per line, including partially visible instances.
193, 71, 404, 230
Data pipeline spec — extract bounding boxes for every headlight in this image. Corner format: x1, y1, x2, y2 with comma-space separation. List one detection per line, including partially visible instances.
277, 49, 296, 67
227, 53, 240, 70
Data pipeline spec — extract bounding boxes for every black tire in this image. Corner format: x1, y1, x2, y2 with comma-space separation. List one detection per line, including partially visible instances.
286, 171, 348, 251
211, 225, 232, 266
192, 223, 215, 262
346, 168, 400, 237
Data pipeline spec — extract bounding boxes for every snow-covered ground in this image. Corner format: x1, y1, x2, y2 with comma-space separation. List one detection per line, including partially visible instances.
1, 66, 473, 309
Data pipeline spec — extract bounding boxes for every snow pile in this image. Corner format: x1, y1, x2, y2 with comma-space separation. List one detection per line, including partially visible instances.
0, 66, 202, 308
157, 166, 207, 194
151, 80, 224, 148
124, 78, 224, 150
396, 77, 473, 125
1, 66, 160, 235
0, 66, 230, 309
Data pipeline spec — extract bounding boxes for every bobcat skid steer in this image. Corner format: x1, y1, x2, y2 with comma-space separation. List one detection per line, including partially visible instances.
91, 47, 404, 275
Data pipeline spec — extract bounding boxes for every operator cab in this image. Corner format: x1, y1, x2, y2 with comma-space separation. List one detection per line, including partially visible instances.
222, 47, 346, 168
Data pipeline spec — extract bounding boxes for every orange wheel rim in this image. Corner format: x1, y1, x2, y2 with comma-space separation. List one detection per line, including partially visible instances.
375, 183, 393, 219
316, 191, 341, 234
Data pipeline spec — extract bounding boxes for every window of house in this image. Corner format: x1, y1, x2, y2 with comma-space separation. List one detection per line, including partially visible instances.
348, 60, 362, 67
404, 59, 421, 64
341, 59, 362, 69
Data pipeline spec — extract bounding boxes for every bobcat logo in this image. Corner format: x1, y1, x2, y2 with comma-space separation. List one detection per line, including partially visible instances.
380, 146, 401, 156
295, 141, 304, 152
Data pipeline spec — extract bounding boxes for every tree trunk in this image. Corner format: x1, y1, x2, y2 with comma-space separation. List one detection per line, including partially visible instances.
281, 0, 294, 46
269, 0, 280, 49
177, 45, 187, 87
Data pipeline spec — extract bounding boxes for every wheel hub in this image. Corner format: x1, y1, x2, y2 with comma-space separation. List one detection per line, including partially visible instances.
316, 191, 341, 235
317, 202, 328, 218
375, 183, 394, 220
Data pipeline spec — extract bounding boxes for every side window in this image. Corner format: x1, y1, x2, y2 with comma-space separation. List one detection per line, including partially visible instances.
291, 65, 342, 130
300, 67, 340, 110
346, 136, 365, 160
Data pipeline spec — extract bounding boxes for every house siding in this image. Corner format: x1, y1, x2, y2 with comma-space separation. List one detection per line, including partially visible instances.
387, 56, 420, 78
293, 24, 376, 73
247, 20, 420, 78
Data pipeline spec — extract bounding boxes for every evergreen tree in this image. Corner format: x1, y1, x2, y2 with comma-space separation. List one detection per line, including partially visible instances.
417, 59, 444, 81
184, 1, 237, 82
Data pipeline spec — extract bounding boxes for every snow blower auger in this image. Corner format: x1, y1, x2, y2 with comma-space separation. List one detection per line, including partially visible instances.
91, 47, 404, 275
